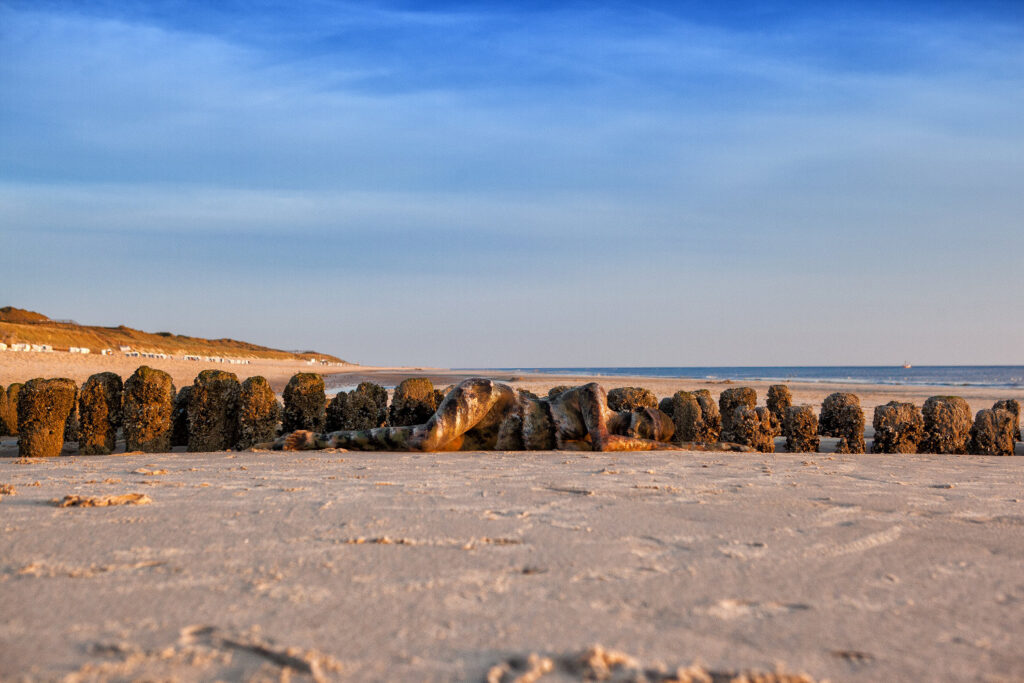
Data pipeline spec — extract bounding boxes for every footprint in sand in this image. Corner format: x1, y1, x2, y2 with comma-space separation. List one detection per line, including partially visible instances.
705, 598, 811, 620
801, 525, 902, 560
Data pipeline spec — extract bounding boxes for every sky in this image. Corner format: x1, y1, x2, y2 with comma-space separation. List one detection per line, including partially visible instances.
1, 0, 1022, 367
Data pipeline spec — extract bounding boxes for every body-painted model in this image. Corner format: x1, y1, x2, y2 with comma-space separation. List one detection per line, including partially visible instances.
275, 378, 674, 452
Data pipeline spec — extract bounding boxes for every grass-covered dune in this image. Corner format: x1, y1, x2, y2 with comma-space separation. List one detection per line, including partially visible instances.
0, 307, 344, 363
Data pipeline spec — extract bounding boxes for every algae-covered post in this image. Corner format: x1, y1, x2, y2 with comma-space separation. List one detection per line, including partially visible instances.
341, 382, 387, 430
282, 373, 326, 433
921, 396, 971, 454
969, 408, 1015, 456
833, 404, 866, 454
0, 383, 19, 436
60, 379, 79, 443
728, 406, 775, 453
784, 405, 819, 453
123, 366, 175, 452
992, 399, 1021, 441
188, 370, 241, 452
77, 372, 123, 455
17, 378, 77, 458
388, 378, 438, 427
872, 402, 924, 454
819, 393, 861, 436
6, 384, 24, 436
236, 376, 280, 450
667, 391, 702, 443
607, 387, 657, 412
692, 389, 721, 442
719, 387, 756, 442
819, 392, 865, 454
667, 390, 722, 443
766, 384, 792, 436
325, 390, 348, 432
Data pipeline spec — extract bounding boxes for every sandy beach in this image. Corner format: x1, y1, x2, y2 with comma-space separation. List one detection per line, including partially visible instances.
2, 356, 1023, 681
2, 446, 1023, 681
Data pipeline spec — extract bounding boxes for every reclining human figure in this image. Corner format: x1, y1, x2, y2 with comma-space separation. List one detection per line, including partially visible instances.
275, 378, 674, 452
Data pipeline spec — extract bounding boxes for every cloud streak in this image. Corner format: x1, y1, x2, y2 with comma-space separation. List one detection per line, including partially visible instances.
1, 2, 1022, 364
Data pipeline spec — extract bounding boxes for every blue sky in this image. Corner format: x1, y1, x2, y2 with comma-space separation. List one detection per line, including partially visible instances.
1, 1, 1022, 366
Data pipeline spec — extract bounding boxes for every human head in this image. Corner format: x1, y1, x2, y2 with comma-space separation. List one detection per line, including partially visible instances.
620, 407, 674, 442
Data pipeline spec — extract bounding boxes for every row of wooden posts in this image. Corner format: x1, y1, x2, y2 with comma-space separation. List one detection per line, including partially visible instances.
0, 369, 449, 458
652, 385, 1020, 456
0, 370, 1019, 457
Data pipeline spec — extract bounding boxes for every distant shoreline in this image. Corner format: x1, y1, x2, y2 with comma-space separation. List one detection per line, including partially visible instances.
457, 366, 1024, 389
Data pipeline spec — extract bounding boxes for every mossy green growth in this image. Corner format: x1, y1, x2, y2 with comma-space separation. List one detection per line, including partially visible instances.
388, 378, 438, 427
783, 405, 819, 453
669, 391, 703, 442
607, 387, 657, 412
123, 366, 175, 452
970, 408, 1015, 455
921, 396, 971, 454
833, 404, 866, 454
993, 399, 1021, 441
340, 382, 387, 429
236, 376, 280, 449
325, 390, 348, 432
719, 387, 757, 439
692, 389, 721, 441
871, 401, 924, 454
188, 370, 241, 452
1, 383, 24, 436
78, 372, 123, 455
282, 373, 326, 433
766, 385, 792, 436
819, 392, 861, 437
0, 383, 10, 436
17, 378, 77, 457
56, 378, 80, 443
729, 406, 775, 453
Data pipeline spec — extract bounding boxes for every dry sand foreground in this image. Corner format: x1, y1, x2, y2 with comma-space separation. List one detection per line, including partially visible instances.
2, 444, 1023, 681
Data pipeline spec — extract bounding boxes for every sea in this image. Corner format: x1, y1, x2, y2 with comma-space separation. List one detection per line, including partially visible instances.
463, 366, 1024, 389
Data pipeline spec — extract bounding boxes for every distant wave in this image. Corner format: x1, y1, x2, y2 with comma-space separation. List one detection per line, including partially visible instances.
459, 366, 1024, 389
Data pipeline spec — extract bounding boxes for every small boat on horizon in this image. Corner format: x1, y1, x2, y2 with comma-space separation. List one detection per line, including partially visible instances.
902, 361, 912, 369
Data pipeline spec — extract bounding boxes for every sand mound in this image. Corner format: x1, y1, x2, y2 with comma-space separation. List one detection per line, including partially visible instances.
56, 493, 152, 507
487, 644, 817, 682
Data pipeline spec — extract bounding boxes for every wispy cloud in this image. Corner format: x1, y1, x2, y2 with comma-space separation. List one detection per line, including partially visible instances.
1, 2, 1022, 364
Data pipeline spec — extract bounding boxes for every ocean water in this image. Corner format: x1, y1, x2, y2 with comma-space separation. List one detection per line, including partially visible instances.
467, 366, 1024, 389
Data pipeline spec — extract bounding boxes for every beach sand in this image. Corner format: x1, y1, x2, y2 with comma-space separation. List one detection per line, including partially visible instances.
1, 356, 1023, 681
2, 445, 1023, 681
0, 353, 363, 394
